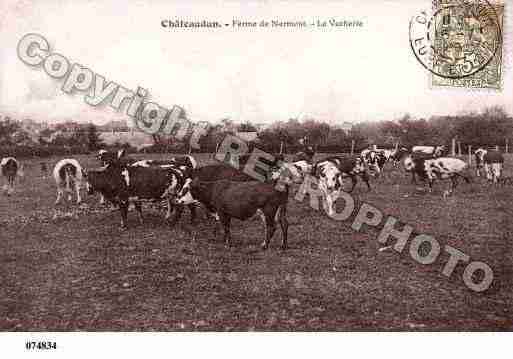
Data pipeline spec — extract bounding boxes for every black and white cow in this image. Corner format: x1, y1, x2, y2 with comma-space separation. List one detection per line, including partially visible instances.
474, 148, 504, 183
1, 157, 19, 196
84, 153, 195, 228
53, 159, 83, 204
313, 156, 370, 215
403, 155, 470, 195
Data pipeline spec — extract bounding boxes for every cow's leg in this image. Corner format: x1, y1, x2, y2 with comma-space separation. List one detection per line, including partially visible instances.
360, 173, 371, 191
188, 204, 197, 224
75, 182, 82, 204
261, 212, 276, 251
324, 192, 334, 216
277, 205, 288, 250
134, 201, 144, 224
100, 194, 106, 205
220, 214, 231, 247
119, 200, 129, 229
347, 176, 357, 192
55, 186, 63, 205
169, 205, 184, 226
411, 172, 417, 184
165, 198, 175, 220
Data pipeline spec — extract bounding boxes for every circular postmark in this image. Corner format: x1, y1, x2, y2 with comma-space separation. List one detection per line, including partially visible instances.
409, 0, 502, 79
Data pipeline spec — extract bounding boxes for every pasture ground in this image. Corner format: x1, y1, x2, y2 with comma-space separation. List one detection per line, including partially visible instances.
1, 153, 512, 330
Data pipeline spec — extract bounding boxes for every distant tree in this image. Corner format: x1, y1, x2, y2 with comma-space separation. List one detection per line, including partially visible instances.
87, 124, 104, 151
238, 121, 257, 132
0, 118, 22, 145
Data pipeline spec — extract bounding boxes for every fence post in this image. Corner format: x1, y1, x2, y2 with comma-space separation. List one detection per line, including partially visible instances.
452, 138, 456, 156
496, 145, 499, 151
351, 140, 355, 155
506, 139, 509, 153
468, 145, 472, 165
458, 141, 462, 156
279, 141, 284, 154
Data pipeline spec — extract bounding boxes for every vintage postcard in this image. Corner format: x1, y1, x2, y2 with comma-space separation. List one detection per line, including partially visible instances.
0, 0, 512, 357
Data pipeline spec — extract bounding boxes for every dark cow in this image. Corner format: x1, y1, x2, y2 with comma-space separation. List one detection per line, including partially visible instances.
474, 148, 504, 183
53, 158, 83, 204
403, 155, 470, 195
175, 163, 304, 250
1, 157, 19, 196
84, 154, 194, 228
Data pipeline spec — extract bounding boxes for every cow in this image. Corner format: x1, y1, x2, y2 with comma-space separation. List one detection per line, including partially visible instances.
313, 156, 369, 216
474, 148, 504, 183
175, 162, 304, 250
83, 155, 193, 228
130, 155, 198, 224
53, 159, 83, 204
360, 150, 383, 175
403, 155, 470, 195
412, 145, 445, 157
1, 157, 19, 196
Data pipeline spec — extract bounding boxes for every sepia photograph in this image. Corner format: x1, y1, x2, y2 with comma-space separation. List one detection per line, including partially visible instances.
0, 0, 512, 357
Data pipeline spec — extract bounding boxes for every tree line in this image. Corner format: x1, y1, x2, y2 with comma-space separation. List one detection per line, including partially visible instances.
1, 105, 512, 157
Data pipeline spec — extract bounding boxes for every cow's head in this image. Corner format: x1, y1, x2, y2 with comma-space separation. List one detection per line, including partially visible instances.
353, 157, 366, 174
316, 162, 341, 191
174, 177, 201, 205
403, 155, 415, 172
474, 148, 487, 167
270, 162, 305, 191
365, 152, 381, 175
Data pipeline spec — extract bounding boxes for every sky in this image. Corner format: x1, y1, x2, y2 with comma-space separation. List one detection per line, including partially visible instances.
0, 0, 511, 126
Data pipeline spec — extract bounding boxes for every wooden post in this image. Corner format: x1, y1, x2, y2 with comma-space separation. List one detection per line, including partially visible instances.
279, 141, 284, 155
452, 138, 456, 156
351, 140, 355, 155
457, 141, 462, 156
506, 139, 509, 153
468, 145, 472, 165
394, 142, 399, 152
496, 145, 499, 151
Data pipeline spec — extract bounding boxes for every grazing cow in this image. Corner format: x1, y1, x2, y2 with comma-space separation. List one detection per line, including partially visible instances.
403, 155, 470, 194
84, 156, 192, 228
1, 157, 19, 196
175, 163, 304, 250
412, 145, 445, 157
53, 159, 83, 204
474, 148, 504, 182
313, 156, 370, 215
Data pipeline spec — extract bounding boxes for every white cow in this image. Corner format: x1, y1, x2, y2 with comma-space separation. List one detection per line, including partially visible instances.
474, 148, 504, 182
53, 159, 83, 204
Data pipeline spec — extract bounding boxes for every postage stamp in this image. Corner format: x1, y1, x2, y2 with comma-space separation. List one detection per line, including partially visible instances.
410, 0, 505, 89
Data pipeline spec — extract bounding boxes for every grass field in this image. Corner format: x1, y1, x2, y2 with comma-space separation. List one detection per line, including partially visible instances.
1, 153, 512, 331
